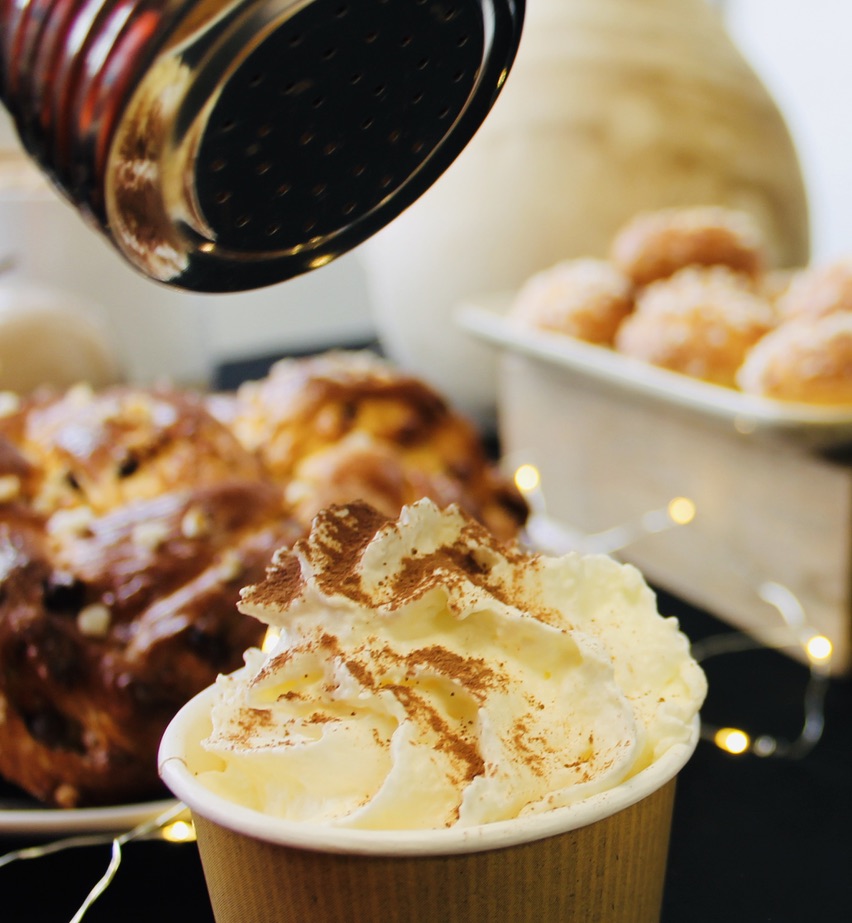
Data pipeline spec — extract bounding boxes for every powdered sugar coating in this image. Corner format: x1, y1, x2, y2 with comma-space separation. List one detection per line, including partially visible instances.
614, 266, 775, 386
737, 311, 852, 404
610, 205, 766, 287
509, 258, 634, 345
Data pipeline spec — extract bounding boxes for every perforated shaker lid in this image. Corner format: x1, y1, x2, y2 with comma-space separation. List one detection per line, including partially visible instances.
100, 0, 525, 292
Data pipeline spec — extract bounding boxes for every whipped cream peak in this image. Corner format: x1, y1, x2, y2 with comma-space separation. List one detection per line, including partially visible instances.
202, 499, 706, 830
241, 499, 531, 625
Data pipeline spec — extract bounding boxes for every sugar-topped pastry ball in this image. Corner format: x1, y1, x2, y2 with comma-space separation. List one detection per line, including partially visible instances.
610, 205, 767, 288
614, 266, 775, 387
737, 311, 852, 404
509, 258, 634, 345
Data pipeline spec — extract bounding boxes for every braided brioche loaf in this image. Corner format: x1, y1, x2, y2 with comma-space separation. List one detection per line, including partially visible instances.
0, 353, 527, 808
0, 384, 300, 807
209, 351, 528, 542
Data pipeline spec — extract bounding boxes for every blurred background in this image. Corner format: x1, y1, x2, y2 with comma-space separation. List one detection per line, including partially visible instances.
723, 0, 852, 264
0, 0, 847, 397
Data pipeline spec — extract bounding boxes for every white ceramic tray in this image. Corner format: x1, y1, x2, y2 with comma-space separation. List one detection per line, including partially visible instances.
458, 295, 852, 450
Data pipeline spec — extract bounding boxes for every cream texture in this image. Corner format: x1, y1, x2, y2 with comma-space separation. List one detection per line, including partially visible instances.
198, 500, 706, 830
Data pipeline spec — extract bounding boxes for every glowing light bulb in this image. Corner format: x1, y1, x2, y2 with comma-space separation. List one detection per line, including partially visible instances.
162, 819, 196, 843
667, 496, 696, 526
733, 415, 757, 435
514, 464, 541, 494
806, 634, 833, 663
262, 627, 281, 652
714, 727, 750, 755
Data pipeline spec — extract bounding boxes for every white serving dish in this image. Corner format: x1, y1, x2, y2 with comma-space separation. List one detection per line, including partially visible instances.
459, 295, 852, 674
459, 295, 852, 451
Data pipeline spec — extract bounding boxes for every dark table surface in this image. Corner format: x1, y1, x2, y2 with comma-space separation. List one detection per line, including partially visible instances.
2, 588, 850, 923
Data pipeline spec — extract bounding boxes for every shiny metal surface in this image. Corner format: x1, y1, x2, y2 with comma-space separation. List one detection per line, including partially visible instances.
0, 0, 524, 291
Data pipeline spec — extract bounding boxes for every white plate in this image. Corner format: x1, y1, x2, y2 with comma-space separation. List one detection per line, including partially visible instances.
458, 294, 852, 450
0, 795, 178, 836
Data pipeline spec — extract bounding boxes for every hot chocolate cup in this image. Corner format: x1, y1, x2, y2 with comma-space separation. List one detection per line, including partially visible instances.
159, 684, 699, 923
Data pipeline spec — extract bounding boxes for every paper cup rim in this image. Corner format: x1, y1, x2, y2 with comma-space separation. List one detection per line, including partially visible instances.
159, 683, 700, 857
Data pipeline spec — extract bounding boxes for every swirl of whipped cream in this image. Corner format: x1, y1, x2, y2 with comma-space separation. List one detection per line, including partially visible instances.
198, 499, 706, 830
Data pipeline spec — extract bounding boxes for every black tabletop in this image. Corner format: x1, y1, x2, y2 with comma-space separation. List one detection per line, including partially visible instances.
660, 591, 852, 923
2, 590, 850, 923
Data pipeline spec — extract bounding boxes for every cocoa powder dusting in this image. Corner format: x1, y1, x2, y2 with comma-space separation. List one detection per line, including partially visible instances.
309, 503, 391, 605
337, 639, 495, 783
383, 517, 565, 627
233, 707, 276, 745
234, 500, 589, 812
510, 718, 552, 777
390, 685, 484, 784
404, 646, 499, 699
244, 501, 551, 625
343, 655, 377, 691
242, 502, 390, 611
413, 520, 506, 598
247, 553, 303, 610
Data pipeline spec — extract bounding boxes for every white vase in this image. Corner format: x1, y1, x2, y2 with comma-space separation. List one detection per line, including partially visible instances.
360, 0, 809, 425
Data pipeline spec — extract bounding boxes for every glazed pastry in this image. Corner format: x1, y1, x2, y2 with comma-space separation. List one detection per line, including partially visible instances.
508, 258, 634, 345
614, 266, 775, 387
610, 205, 766, 288
0, 384, 300, 807
214, 351, 528, 541
737, 312, 852, 404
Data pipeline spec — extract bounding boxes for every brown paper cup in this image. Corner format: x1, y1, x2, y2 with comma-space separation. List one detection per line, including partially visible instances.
159, 687, 698, 923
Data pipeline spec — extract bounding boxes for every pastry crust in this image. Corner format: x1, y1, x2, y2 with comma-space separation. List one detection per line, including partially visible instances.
213, 352, 528, 542
0, 385, 300, 807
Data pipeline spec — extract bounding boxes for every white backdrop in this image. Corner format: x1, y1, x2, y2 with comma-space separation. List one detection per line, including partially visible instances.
724, 0, 852, 262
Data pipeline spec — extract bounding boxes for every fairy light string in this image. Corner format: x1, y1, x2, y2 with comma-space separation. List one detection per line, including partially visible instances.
511, 461, 833, 760
690, 581, 832, 760
0, 801, 193, 920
